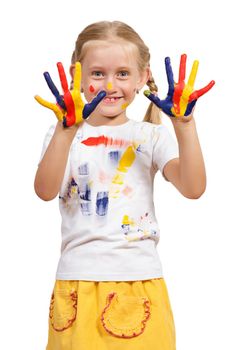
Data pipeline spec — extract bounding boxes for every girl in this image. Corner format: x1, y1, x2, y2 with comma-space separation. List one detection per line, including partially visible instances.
34, 21, 214, 350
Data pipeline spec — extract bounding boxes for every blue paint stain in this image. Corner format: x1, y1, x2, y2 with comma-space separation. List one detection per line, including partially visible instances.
78, 162, 89, 175
79, 183, 91, 201
121, 224, 130, 235
136, 144, 143, 152
108, 150, 120, 164
80, 202, 92, 216
67, 178, 79, 198
96, 191, 109, 216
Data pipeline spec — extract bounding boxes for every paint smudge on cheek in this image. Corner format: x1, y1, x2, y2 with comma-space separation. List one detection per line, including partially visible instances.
121, 102, 129, 110
89, 84, 95, 93
107, 82, 113, 90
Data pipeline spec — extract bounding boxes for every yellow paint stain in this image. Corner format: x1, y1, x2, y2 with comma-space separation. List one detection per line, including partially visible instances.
132, 141, 140, 150
122, 215, 135, 226
111, 173, 124, 185
71, 186, 78, 194
107, 82, 113, 90
121, 102, 129, 110
117, 146, 136, 173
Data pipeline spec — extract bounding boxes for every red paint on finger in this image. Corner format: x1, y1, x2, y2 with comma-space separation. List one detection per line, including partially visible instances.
189, 80, 215, 101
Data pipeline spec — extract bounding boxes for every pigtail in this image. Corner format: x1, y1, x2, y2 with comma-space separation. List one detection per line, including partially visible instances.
143, 76, 162, 124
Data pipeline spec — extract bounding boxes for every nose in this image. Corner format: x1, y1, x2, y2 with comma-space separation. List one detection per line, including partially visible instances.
105, 77, 117, 94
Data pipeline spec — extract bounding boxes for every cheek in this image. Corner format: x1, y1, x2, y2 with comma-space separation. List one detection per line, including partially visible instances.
86, 82, 104, 95
123, 82, 137, 96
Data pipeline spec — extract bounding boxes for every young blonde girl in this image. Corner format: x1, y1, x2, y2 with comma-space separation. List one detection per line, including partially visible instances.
34, 20, 214, 350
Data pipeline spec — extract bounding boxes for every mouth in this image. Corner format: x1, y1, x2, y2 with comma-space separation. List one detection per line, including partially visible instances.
103, 96, 122, 104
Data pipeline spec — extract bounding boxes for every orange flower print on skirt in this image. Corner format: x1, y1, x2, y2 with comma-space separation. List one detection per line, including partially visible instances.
49, 288, 77, 332
101, 291, 151, 338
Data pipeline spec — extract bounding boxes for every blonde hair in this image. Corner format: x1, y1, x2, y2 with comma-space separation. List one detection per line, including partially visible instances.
71, 21, 161, 124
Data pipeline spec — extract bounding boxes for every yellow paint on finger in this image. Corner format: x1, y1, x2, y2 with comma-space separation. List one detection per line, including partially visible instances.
34, 95, 64, 121
73, 62, 82, 91
72, 62, 84, 123
187, 60, 199, 88
107, 82, 113, 90
172, 60, 199, 117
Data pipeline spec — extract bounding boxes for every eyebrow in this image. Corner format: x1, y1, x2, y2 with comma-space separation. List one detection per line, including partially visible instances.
89, 65, 132, 70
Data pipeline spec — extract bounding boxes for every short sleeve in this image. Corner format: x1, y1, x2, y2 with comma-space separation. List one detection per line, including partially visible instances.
151, 124, 179, 179
38, 124, 56, 164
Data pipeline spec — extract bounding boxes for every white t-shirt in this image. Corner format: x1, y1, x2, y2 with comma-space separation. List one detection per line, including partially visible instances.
39, 118, 179, 281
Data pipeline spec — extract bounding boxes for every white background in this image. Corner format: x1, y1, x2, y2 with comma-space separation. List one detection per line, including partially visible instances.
0, 0, 236, 349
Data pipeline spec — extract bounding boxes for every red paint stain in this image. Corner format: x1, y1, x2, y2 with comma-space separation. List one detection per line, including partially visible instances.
89, 85, 95, 93
82, 136, 129, 147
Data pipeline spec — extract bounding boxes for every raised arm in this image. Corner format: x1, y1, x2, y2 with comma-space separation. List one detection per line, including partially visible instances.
144, 54, 215, 199
34, 62, 106, 201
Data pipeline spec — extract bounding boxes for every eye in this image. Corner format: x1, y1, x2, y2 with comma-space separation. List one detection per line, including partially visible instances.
117, 71, 129, 78
91, 71, 104, 78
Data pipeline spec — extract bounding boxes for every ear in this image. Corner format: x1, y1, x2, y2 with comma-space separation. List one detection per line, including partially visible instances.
69, 64, 75, 79
137, 66, 150, 90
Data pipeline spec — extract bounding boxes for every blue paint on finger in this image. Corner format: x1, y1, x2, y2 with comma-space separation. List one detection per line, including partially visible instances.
43, 71, 66, 110
83, 90, 106, 119
165, 57, 175, 98
184, 99, 197, 116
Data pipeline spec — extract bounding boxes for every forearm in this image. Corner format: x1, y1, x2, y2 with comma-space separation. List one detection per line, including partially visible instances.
171, 117, 206, 198
34, 122, 78, 201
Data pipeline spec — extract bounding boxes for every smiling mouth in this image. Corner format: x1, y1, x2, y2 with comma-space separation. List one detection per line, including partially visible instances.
103, 96, 122, 104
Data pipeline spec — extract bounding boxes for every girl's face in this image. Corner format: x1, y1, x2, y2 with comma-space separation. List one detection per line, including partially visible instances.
71, 41, 149, 120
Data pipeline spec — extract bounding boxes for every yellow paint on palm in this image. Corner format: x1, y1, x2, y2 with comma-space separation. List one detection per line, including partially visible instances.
107, 82, 113, 90
117, 146, 136, 173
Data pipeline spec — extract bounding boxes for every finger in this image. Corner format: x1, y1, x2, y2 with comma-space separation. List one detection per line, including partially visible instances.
73, 62, 81, 92
143, 90, 162, 108
83, 90, 106, 119
34, 95, 64, 121
57, 62, 69, 94
184, 99, 197, 116
179, 54, 187, 83
43, 72, 66, 110
189, 80, 215, 101
34, 95, 55, 109
165, 57, 175, 98
187, 60, 199, 89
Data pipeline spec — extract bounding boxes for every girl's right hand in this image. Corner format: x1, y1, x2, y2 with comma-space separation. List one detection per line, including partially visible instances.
144, 54, 215, 121
34, 62, 106, 127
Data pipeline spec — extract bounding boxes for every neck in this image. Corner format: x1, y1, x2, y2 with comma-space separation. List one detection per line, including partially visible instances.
85, 113, 129, 127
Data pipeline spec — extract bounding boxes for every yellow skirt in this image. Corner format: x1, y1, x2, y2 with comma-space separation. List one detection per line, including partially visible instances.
46, 278, 176, 350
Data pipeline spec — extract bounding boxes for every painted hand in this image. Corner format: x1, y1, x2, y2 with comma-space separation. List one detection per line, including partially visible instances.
144, 54, 215, 119
35, 62, 106, 127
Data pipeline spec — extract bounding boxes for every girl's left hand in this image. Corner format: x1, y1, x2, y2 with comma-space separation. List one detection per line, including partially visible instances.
144, 54, 215, 121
